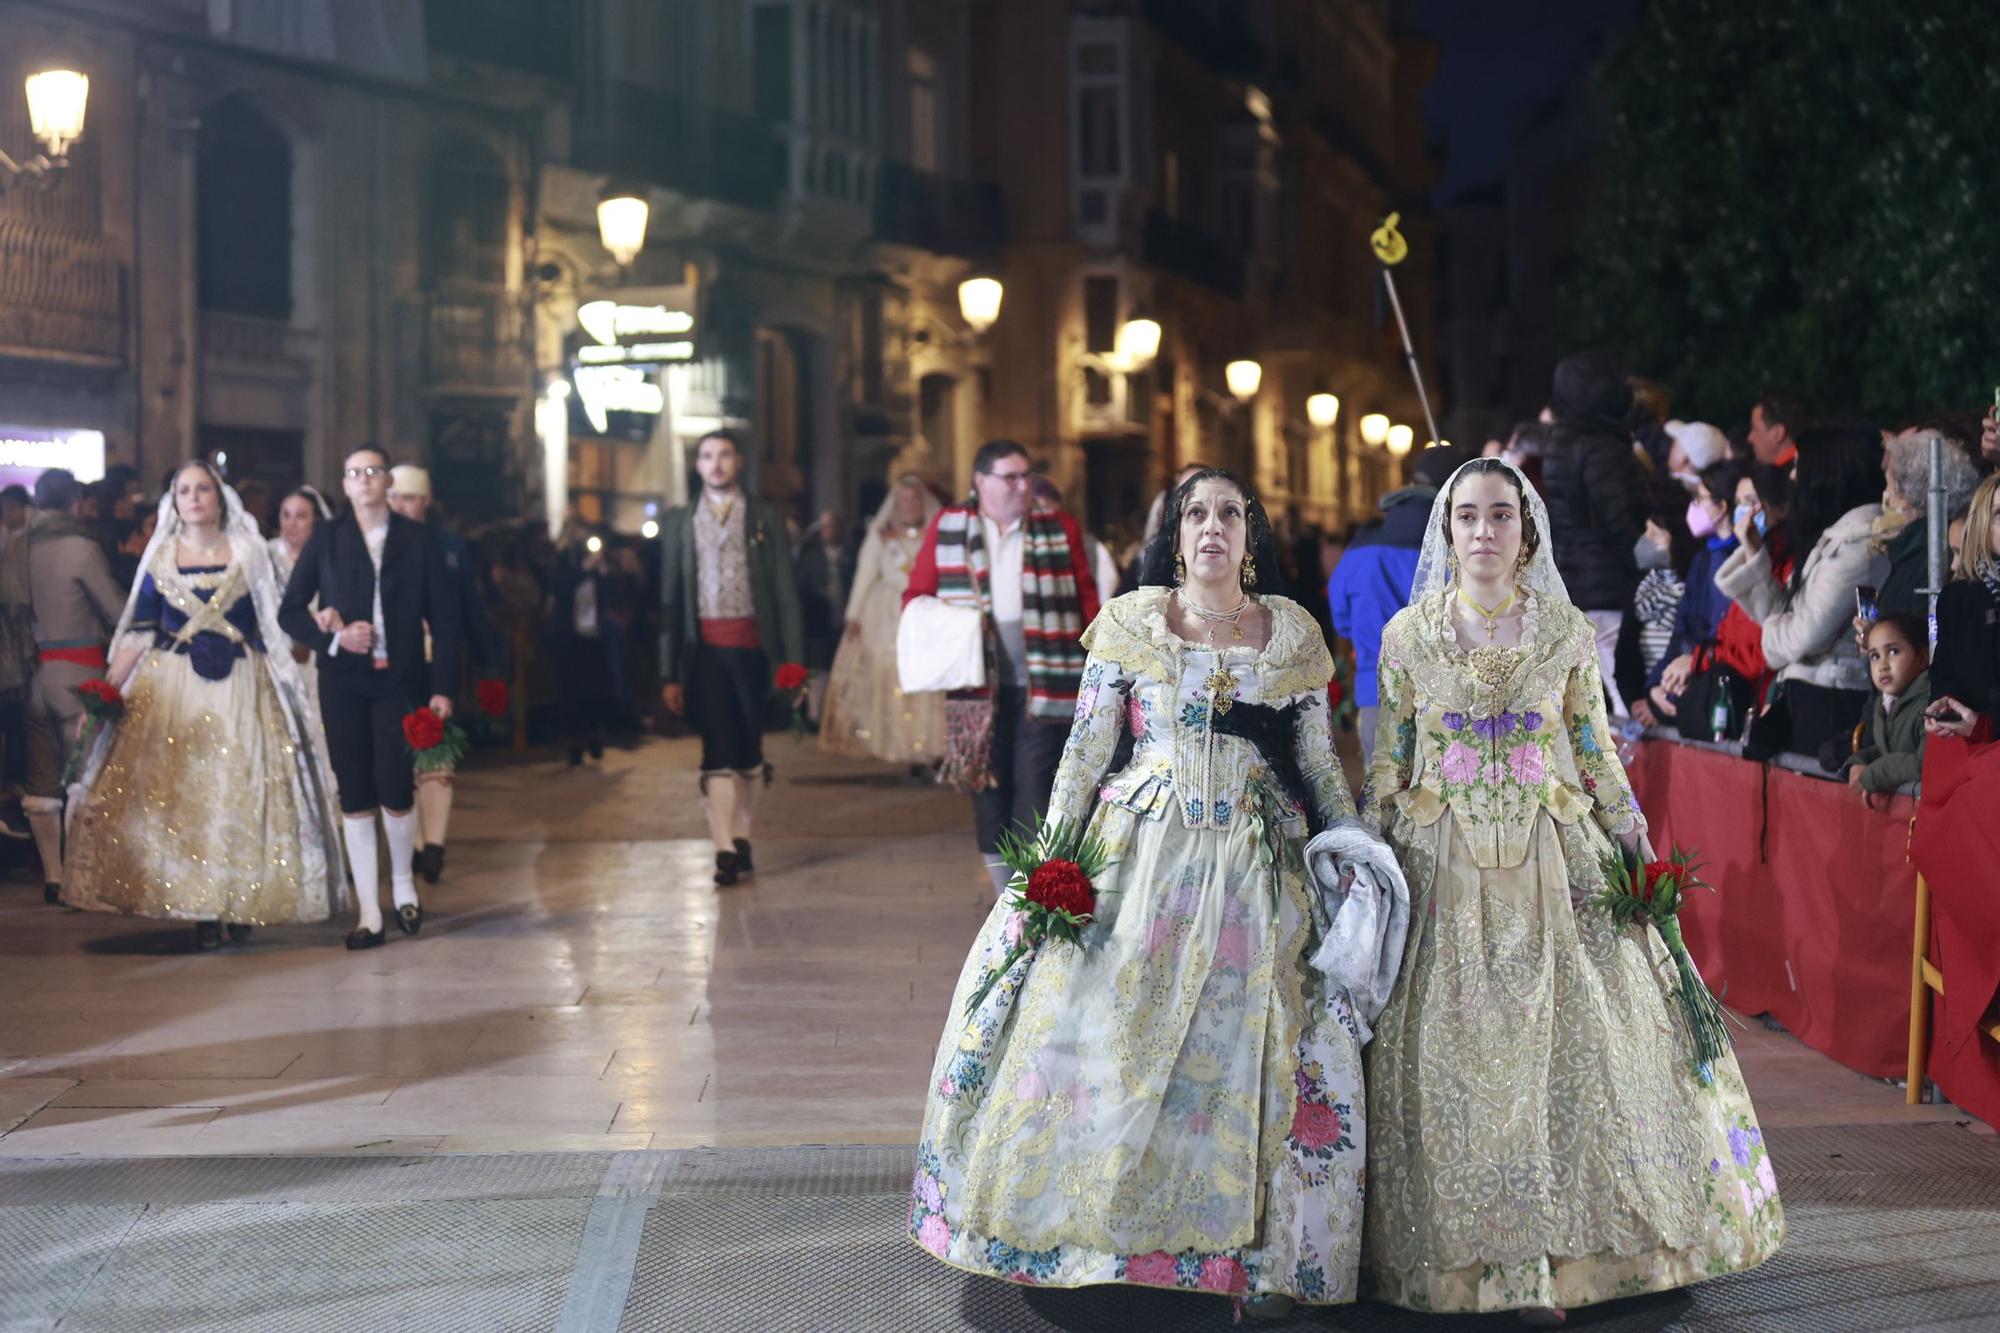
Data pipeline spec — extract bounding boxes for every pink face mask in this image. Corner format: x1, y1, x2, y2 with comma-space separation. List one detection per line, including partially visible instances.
1686, 499, 1718, 539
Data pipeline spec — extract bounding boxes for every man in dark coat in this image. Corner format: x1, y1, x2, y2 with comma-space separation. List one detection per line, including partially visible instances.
280, 444, 463, 950
1539, 350, 1649, 715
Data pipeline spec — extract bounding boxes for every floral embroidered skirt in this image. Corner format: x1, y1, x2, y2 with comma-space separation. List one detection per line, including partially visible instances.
1364, 808, 1785, 1312
910, 802, 1367, 1305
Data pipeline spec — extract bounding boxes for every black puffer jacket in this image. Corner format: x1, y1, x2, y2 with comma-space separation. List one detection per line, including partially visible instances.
1540, 423, 1648, 611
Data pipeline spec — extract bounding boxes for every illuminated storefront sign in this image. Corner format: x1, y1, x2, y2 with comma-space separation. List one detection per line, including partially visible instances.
573, 365, 664, 434
0, 427, 106, 482
576, 301, 695, 346
575, 340, 694, 366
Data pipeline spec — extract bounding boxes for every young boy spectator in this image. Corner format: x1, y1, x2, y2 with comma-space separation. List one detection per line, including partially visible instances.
1838, 612, 1930, 810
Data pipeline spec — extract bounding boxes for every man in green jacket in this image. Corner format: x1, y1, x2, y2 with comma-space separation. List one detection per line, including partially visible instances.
659, 429, 805, 886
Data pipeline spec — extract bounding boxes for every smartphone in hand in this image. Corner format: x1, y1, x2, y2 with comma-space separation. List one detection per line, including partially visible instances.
1854, 584, 1880, 624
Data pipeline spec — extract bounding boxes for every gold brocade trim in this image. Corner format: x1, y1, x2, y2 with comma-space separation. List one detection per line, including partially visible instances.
1081, 589, 1333, 697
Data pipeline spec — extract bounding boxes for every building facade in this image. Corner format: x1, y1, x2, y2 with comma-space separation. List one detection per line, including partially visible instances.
0, 0, 539, 511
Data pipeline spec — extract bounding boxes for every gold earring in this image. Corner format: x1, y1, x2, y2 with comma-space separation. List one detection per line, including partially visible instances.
1241, 554, 1257, 587
1516, 547, 1532, 571
1173, 553, 1186, 585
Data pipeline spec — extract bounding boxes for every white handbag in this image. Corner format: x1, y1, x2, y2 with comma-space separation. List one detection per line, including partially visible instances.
897, 596, 986, 693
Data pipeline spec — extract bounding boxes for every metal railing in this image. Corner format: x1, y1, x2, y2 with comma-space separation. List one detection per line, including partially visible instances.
0, 216, 123, 362
873, 161, 1006, 257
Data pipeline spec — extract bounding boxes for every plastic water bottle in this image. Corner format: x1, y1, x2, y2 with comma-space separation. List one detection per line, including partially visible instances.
1616, 717, 1645, 768
1711, 696, 1731, 744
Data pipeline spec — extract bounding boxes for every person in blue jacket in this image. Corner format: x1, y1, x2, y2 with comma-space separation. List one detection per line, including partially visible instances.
1328, 446, 1462, 760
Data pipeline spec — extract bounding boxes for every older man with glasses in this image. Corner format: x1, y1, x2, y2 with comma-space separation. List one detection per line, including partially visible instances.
903, 440, 1100, 896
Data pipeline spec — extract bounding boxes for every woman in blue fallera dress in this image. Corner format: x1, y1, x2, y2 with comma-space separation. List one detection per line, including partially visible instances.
62, 462, 344, 948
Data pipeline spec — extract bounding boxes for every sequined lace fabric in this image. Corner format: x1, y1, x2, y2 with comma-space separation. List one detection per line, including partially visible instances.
63, 561, 343, 926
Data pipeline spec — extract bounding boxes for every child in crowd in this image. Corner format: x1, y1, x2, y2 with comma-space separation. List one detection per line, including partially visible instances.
1840, 611, 1931, 810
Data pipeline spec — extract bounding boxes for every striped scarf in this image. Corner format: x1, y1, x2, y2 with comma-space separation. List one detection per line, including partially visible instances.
930, 506, 1088, 790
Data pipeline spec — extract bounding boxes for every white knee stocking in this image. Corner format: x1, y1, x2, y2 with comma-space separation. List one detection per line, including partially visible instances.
382, 808, 420, 909
733, 768, 761, 842
342, 816, 383, 933
703, 773, 738, 854
23, 796, 63, 887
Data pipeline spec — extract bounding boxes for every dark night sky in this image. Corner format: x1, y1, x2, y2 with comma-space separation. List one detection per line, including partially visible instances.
1415, 0, 1640, 202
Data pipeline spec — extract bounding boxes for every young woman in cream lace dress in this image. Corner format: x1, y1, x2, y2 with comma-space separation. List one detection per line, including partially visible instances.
1361, 459, 1784, 1322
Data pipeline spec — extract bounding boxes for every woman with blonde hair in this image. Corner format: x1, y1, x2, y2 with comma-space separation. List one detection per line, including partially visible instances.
1926, 471, 2000, 741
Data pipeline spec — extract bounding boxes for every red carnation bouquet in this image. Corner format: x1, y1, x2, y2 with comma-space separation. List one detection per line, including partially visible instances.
773, 661, 811, 741
962, 816, 1114, 1016
474, 678, 511, 719
402, 707, 468, 774
63, 678, 127, 784
1595, 842, 1734, 1078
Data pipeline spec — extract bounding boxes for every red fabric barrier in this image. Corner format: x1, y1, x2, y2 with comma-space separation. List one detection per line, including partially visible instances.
1627, 739, 1916, 1079
1910, 734, 2000, 1130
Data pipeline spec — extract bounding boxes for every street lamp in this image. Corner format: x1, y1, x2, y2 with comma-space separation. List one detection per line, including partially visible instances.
1358, 413, 1390, 446
1, 69, 90, 192
1307, 392, 1340, 429
1225, 359, 1263, 402
1386, 423, 1414, 456
957, 277, 1004, 333
1113, 316, 1161, 370
597, 186, 650, 267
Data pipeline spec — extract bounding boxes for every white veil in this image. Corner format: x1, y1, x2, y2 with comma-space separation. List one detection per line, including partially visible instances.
1411, 458, 1572, 609
71, 470, 348, 912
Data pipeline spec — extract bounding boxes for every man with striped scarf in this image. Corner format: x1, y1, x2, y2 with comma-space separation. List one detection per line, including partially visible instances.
904, 440, 1100, 897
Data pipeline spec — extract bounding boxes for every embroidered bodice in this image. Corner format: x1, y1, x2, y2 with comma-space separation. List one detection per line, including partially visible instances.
129, 560, 264, 680
1363, 587, 1644, 869
1046, 588, 1353, 836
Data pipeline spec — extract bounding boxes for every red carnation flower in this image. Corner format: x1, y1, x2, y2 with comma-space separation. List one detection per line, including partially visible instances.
1327, 677, 1344, 710
402, 708, 446, 752
1642, 859, 1676, 901
774, 662, 809, 693
1290, 1099, 1345, 1151
1025, 858, 1095, 919
475, 678, 511, 718
77, 679, 123, 707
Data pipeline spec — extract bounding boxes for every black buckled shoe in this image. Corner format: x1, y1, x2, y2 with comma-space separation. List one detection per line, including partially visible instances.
195, 921, 223, 950
417, 844, 446, 885
733, 838, 754, 875
345, 925, 385, 951
395, 901, 423, 936
713, 850, 740, 887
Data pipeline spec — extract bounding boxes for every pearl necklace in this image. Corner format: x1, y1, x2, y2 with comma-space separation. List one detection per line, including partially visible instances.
1178, 589, 1249, 645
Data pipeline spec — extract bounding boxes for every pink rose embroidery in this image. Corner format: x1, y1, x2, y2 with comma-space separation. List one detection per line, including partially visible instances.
1440, 741, 1480, 784
1014, 1069, 1049, 1100
1198, 1255, 1248, 1295
1506, 742, 1545, 785
1215, 924, 1251, 973
1291, 1100, 1344, 1151
918, 1213, 952, 1256
1126, 1251, 1180, 1287
1127, 695, 1148, 737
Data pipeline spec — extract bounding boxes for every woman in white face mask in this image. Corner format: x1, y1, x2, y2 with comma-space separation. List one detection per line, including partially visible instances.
1639, 463, 1745, 726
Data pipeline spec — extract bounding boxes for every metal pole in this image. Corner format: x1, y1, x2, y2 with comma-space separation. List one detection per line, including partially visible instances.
1378, 269, 1442, 449
1926, 434, 1946, 650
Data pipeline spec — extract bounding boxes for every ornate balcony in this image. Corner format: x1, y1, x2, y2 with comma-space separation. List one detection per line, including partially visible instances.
0, 217, 124, 366
414, 285, 528, 396
873, 161, 1006, 258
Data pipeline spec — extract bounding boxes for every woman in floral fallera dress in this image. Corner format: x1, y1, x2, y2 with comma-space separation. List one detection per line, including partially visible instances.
910, 470, 1408, 1317
1361, 458, 1784, 1322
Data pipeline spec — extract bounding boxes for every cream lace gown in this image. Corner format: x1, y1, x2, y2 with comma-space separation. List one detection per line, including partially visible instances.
819, 521, 943, 763
1361, 588, 1784, 1312
62, 557, 343, 925
910, 590, 1369, 1306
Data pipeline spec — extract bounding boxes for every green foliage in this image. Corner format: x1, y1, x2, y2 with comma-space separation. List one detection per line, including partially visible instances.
1562, 0, 2000, 423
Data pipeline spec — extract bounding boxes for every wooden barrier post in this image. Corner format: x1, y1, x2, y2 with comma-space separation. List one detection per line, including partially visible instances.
1907, 872, 1934, 1104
